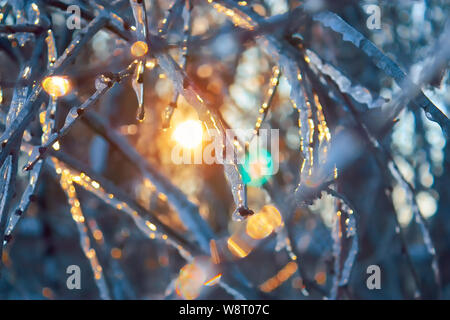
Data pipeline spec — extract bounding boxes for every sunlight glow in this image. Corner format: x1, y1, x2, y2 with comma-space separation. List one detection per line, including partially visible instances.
172, 120, 203, 149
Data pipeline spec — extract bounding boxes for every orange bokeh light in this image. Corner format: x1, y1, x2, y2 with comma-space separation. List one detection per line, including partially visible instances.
130, 41, 148, 57
42, 76, 71, 97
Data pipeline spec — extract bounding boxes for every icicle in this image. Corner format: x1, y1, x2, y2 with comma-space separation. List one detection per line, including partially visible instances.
53, 159, 111, 300
230, 182, 250, 221
129, 0, 148, 121
132, 60, 145, 121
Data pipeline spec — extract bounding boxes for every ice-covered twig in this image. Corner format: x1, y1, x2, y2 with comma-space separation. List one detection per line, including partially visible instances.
0, 13, 108, 168
23, 62, 137, 172
4, 31, 59, 245
49, 153, 255, 299
306, 49, 383, 110
161, 0, 192, 129
264, 182, 328, 298
382, 23, 450, 124
50, 150, 200, 258
0, 153, 18, 268
333, 80, 425, 298
53, 158, 111, 300
312, 11, 450, 138
325, 188, 358, 291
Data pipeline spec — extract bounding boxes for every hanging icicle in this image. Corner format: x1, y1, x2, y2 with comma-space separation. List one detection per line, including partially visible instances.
162, 0, 193, 129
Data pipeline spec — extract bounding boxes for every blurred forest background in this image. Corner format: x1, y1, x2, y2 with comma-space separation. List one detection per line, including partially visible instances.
0, 0, 449, 300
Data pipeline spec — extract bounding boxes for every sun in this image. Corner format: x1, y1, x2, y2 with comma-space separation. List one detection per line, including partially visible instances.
172, 120, 203, 149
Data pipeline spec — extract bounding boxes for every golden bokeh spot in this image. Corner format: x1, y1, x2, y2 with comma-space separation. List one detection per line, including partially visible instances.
42, 287, 54, 299
111, 247, 122, 259
197, 64, 213, 78
261, 205, 282, 229
42, 76, 71, 97
245, 205, 282, 240
246, 212, 273, 240
93, 230, 103, 241
315, 271, 327, 285
130, 40, 148, 57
